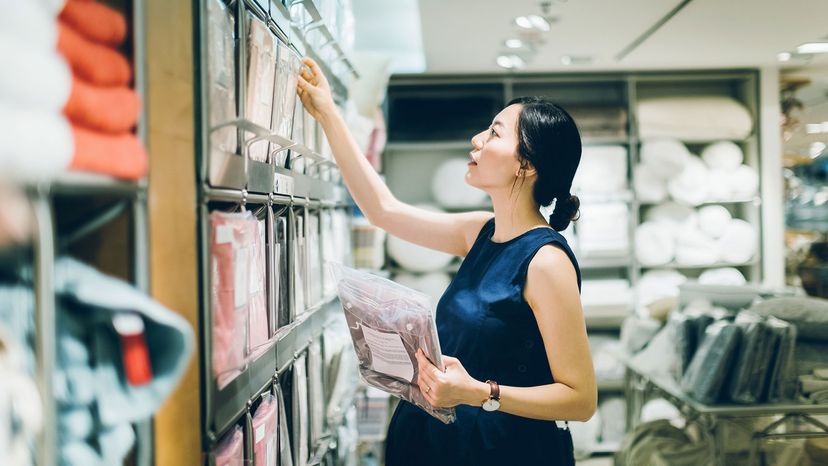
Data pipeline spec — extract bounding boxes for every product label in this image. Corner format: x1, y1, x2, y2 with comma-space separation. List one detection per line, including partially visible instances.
361, 325, 415, 382
255, 423, 266, 443
216, 224, 234, 244
234, 247, 249, 308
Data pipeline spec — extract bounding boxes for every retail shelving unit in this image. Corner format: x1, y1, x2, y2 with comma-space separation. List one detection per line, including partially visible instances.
195, 0, 356, 463
381, 69, 778, 455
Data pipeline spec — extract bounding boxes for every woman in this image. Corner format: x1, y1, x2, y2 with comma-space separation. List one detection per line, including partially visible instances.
298, 58, 596, 465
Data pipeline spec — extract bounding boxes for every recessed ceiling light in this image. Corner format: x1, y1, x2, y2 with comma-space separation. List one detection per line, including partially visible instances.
797, 42, 828, 54
508, 55, 527, 69
505, 39, 523, 49
515, 16, 533, 29
527, 15, 551, 32
810, 141, 826, 158
560, 55, 572, 65
496, 55, 515, 69
778, 52, 792, 62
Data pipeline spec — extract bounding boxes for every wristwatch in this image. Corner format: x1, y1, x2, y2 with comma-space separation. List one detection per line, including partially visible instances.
481, 380, 501, 412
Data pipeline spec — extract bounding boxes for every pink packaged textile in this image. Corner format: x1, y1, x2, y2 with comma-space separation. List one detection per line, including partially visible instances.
211, 211, 254, 388
252, 394, 278, 466
332, 264, 456, 424
212, 425, 244, 466
248, 216, 270, 356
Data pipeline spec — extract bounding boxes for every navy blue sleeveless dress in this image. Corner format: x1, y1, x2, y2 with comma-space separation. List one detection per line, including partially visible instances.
385, 218, 582, 466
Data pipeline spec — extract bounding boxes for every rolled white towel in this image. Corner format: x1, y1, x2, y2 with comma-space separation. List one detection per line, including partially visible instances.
640, 139, 690, 179
0, 106, 72, 182
635, 221, 675, 266
717, 219, 757, 263
698, 267, 747, 286
0, 2, 58, 51
701, 141, 743, 171
387, 205, 455, 272
667, 156, 709, 206
637, 96, 753, 141
644, 201, 697, 233
726, 165, 759, 199
392, 272, 452, 306
638, 269, 687, 306
573, 145, 628, 194
675, 227, 720, 266
697, 205, 732, 239
431, 158, 488, 208
0, 37, 71, 112
706, 169, 733, 201
634, 163, 668, 203
641, 398, 682, 424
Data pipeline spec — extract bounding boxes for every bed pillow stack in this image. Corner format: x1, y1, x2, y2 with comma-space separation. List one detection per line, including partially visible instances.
57, 0, 147, 180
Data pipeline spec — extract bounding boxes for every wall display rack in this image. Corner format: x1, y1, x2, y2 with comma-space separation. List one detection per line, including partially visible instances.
195, 0, 358, 463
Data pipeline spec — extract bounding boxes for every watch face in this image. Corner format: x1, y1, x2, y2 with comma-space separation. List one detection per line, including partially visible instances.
482, 398, 501, 412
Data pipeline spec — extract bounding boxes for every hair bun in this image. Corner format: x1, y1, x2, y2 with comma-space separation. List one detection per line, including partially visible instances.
548, 194, 580, 231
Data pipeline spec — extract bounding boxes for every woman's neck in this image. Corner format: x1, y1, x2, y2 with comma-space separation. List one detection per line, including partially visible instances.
488, 185, 549, 243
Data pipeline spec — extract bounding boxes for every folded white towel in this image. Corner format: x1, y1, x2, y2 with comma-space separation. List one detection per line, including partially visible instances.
637, 269, 687, 310
577, 203, 629, 256
706, 169, 733, 201
0, 106, 72, 182
581, 279, 633, 311
635, 221, 675, 266
697, 205, 732, 239
668, 156, 709, 206
727, 164, 759, 199
644, 201, 697, 233
640, 139, 689, 179
701, 141, 743, 170
717, 219, 757, 263
432, 158, 488, 208
638, 96, 753, 141
573, 145, 628, 194
634, 163, 668, 203
0, 37, 71, 113
392, 272, 451, 306
698, 267, 747, 286
0, 2, 58, 51
675, 227, 720, 266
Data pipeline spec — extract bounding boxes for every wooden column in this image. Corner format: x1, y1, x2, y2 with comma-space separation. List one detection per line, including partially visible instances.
144, 0, 201, 464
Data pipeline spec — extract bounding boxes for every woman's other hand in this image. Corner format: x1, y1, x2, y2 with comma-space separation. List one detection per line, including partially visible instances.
297, 57, 336, 122
415, 349, 489, 408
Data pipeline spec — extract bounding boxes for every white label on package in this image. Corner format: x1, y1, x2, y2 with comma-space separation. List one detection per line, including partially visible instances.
234, 247, 249, 308
216, 224, 234, 244
361, 326, 415, 382
255, 423, 266, 443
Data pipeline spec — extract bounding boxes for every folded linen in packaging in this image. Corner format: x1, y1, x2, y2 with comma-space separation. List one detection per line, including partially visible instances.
573, 145, 628, 194
57, 22, 132, 87
59, 0, 127, 47
212, 425, 244, 466
68, 126, 148, 180
246, 14, 277, 162
680, 321, 742, 404
637, 96, 753, 141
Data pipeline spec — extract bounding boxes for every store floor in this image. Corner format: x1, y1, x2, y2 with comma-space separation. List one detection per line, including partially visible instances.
576, 455, 613, 466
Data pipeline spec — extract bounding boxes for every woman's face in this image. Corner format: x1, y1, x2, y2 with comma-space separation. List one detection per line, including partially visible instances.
465, 104, 527, 192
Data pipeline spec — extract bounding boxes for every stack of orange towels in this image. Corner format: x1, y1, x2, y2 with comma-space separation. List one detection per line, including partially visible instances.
58, 0, 147, 181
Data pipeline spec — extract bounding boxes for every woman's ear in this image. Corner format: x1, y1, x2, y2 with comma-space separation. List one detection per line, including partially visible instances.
516, 161, 537, 178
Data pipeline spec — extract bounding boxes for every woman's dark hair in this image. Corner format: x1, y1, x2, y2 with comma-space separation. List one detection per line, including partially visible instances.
508, 96, 582, 231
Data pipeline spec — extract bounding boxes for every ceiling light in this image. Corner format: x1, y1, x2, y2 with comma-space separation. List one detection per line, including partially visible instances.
508, 55, 526, 68
797, 42, 828, 54
810, 141, 826, 158
778, 52, 792, 62
560, 55, 572, 65
496, 55, 515, 69
515, 16, 533, 29
806, 122, 828, 134
505, 39, 523, 49
527, 15, 551, 32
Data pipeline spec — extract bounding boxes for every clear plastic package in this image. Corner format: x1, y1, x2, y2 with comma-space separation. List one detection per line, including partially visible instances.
726, 312, 779, 403
766, 316, 798, 402
210, 211, 254, 388
206, 0, 237, 156
293, 355, 310, 466
252, 394, 278, 466
290, 97, 306, 174
245, 13, 276, 162
332, 264, 456, 424
249, 215, 270, 356
306, 213, 322, 305
308, 340, 325, 445
212, 424, 244, 466
274, 215, 290, 329
680, 321, 742, 404
291, 211, 307, 318
270, 41, 301, 166
274, 382, 294, 466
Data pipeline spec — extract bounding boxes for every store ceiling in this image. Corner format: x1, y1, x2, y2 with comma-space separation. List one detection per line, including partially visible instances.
409, 0, 828, 73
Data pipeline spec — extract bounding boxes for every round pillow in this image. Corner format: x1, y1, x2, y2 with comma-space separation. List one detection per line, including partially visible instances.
431, 158, 488, 208
717, 219, 757, 264
635, 222, 675, 266
701, 141, 743, 170
640, 139, 690, 179
697, 205, 732, 239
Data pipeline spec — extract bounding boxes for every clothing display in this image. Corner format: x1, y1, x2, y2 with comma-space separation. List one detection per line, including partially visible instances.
252, 394, 278, 466
291, 96, 307, 173
680, 321, 741, 404
384, 218, 579, 466
431, 158, 489, 208
246, 13, 277, 162
333, 264, 455, 424
748, 296, 828, 341
726, 312, 779, 404
206, 0, 237, 157
212, 425, 244, 466
210, 211, 255, 387
573, 145, 628, 194
637, 96, 753, 141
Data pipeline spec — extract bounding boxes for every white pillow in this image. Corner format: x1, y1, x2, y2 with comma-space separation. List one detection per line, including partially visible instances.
640, 139, 689, 179
634, 163, 668, 203
701, 141, 743, 170
635, 222, 675, 266
698, 268, 747, 286
667, 156, 709, 206
697, 205, 732, 239
638, 96, 753, 141
431, 158, 488, 208
717, 219, 757, 264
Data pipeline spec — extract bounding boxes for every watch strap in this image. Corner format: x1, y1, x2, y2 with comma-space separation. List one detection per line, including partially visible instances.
485, 380, 500, 401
